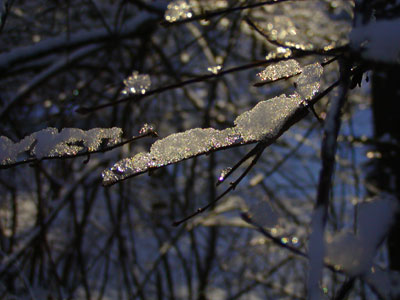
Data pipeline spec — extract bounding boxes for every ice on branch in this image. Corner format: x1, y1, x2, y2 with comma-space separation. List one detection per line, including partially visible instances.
0, 127, 122, 165
102, 64, 324, 186
325, 193, 398, 276
257, 59, 301, 81
164, 0, 192, 23
350, 19, 400, 64
121, 71, 151, 95
294, 63, 323, 101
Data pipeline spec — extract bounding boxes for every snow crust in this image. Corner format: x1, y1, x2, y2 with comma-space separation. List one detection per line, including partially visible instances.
0, 127, 122, 165
350, 19, 400, 64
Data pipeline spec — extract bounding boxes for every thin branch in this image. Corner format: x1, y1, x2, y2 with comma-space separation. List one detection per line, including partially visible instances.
160, 0, 300, 27
307, 58, 350, 297
172, 144, 265, 226
0, 12, 159, 74
244, 17, 348, 56
77, 55, 312, 114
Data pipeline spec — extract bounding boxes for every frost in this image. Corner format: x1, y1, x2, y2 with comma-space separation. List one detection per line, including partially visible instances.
0, 127, 122, 165
121, 71, 151, 95
234, 94, 302, 142
257, 59, 301, 82
164, 0, 192, 23
325, 194, 398, 276
350, 19, 400, 64
294, 63, 323, 101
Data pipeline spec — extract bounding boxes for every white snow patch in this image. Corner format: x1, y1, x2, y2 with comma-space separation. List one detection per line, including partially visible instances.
325, 193, 398, 276
350, 19, 400, 64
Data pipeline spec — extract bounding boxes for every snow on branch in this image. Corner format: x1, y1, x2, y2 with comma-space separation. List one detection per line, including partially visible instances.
102, 61, 324, 186
0, 127, 122, 167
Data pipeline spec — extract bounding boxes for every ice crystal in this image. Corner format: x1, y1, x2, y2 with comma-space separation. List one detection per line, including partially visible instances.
164, 0, 192, 23
0, 127, 122, 165
121, 71, 151, 95
294, 63, 323, 101
257, 59, 301, 82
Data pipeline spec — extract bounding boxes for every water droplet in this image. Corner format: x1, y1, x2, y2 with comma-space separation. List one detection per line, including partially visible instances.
218, 167, 232, 182
281, 237, 289, 244
139, 123, 155, 135
207, 65, 222, 74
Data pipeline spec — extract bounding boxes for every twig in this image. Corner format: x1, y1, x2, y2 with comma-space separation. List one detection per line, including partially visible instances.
161, 0, 299, 27
77, 55, 311, 114
172, 144, 265, 226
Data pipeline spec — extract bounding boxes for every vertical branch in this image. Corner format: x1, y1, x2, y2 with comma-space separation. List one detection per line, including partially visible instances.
307, 59, 350, 299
